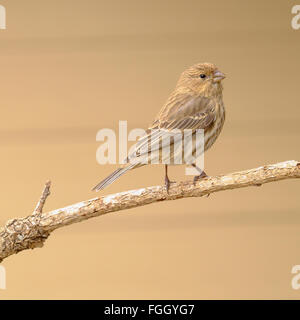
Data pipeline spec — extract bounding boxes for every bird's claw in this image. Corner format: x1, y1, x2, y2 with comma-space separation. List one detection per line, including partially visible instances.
193, 171, 210, 197
165, 177, 175, 193
193, 171, 208, 185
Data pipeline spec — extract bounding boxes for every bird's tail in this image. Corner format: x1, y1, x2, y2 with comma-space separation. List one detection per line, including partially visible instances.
92, 163, 138, 192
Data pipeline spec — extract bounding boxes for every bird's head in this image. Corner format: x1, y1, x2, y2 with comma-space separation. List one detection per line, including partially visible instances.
177, 62, 226, 97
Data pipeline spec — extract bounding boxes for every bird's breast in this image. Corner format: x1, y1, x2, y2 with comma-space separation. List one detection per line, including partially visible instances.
204, 99, 225, 151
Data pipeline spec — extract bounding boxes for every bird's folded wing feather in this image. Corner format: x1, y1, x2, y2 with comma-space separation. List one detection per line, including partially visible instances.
128, 93, 216, 160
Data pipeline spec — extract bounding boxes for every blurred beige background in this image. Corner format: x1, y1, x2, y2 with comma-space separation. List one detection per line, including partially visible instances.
0, 0, 299, 299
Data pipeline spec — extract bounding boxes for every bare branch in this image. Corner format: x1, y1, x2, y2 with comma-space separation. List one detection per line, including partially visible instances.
0, 160, 299, 262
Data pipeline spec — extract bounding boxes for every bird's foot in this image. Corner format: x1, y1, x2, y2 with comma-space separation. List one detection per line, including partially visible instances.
165, 176, 175, 193
193, 171, 210, 197
193, 171, 208, 185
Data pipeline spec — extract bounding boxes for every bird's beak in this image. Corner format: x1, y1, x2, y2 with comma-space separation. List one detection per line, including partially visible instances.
213, 70, 226, 83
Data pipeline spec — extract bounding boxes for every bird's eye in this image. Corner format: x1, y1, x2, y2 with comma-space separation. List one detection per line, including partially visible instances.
199, 74, 206, 79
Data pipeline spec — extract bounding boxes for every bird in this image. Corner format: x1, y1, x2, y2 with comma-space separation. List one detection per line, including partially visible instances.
92, 62, 226, 192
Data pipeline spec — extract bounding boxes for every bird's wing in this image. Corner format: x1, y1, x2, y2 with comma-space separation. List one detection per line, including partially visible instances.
150, 92, 216, 128
127, 93, 216, 161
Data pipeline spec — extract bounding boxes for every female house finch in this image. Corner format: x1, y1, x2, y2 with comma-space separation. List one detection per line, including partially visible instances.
93, 62, 226, 192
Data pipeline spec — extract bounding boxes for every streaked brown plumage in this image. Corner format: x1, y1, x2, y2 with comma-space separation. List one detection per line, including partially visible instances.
93, 62, 226, 192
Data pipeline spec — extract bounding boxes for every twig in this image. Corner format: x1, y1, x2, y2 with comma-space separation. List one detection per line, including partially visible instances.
33, 180, 51, 215
0, 160, 299, 262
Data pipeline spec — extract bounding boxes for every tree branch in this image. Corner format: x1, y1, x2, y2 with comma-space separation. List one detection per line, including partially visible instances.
0, 160, 299, 262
